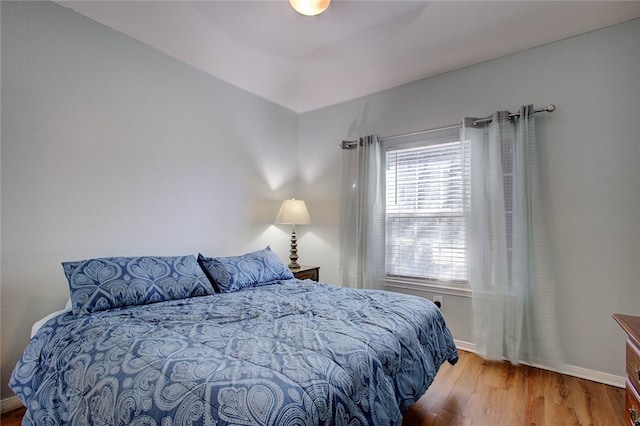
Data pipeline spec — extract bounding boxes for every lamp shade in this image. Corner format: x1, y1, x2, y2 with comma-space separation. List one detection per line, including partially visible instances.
275, 199, 311, 225
289, 0, 330, 16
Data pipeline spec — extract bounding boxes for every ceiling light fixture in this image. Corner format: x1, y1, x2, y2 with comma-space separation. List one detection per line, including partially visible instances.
289, 0, 331, 16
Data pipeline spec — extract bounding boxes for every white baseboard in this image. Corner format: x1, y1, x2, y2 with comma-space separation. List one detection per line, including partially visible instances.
557, 363, 625, 388
453, 339, 626, 389
453, 339, 476, 353
1, 395, 23, 414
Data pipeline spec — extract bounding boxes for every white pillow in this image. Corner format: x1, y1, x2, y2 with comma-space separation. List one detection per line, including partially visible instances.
31, 309, 69, 337
30, 299, 73, 338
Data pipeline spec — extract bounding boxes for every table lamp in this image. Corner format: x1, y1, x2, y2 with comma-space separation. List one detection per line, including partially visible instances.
275, 198, 311, 269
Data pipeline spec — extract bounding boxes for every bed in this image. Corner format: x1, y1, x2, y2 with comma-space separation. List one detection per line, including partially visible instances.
10, 249, 458, 425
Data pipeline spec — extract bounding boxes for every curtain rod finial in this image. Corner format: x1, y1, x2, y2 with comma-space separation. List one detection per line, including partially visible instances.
546, 104, 556, 113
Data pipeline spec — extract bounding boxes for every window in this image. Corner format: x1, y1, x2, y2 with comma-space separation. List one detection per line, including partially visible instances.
385, 131, 469, 290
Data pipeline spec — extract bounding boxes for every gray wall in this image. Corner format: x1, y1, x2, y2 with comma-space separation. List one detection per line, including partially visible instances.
299, 19, 640, 379
1, 1, 299, 399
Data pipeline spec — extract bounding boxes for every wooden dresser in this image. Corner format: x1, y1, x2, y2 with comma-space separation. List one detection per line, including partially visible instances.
613, 313, 640, 426
291, 265, 319, 282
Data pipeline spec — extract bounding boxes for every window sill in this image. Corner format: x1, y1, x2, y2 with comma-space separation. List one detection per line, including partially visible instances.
385, 277, 472, 297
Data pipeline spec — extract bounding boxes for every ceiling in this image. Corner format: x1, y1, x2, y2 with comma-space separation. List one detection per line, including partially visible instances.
56, 1, 640, 113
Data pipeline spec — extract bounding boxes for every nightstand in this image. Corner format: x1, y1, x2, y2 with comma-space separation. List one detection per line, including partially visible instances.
291, 265, 319, 282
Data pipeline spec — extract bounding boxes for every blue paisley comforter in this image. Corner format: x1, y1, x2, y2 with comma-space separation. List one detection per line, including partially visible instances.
10, 280, 458, 425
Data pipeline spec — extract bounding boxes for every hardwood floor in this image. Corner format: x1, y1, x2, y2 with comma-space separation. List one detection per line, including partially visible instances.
1, 351, 625, 425
403, 350, 625, 425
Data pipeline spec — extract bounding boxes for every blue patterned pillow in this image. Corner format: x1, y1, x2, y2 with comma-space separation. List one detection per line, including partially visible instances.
197, 247, 294, 293
63, 255, 216, 316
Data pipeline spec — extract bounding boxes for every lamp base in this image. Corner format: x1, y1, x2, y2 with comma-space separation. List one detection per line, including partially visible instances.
288, 226, 301, 269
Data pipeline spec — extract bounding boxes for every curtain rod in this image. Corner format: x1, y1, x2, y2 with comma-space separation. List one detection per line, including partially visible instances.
340, 122, 460, 149
339, 104, 556, 149
471, 104, 556, 126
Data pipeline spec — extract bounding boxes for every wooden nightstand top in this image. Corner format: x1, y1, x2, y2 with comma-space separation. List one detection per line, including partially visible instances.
291, 265, 319, 282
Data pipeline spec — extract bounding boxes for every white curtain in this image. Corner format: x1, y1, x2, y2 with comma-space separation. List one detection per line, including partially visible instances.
339, 135, 385, 290
462, 106, 562, 366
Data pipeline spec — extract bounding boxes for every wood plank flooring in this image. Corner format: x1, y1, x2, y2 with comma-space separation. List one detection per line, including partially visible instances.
1, 350, 625, 425
403, 350, 625, 425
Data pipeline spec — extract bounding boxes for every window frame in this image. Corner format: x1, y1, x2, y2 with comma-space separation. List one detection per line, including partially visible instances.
382, 129, 471, 296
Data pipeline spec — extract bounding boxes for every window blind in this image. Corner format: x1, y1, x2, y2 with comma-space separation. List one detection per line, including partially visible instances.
385, 140, 468, 284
